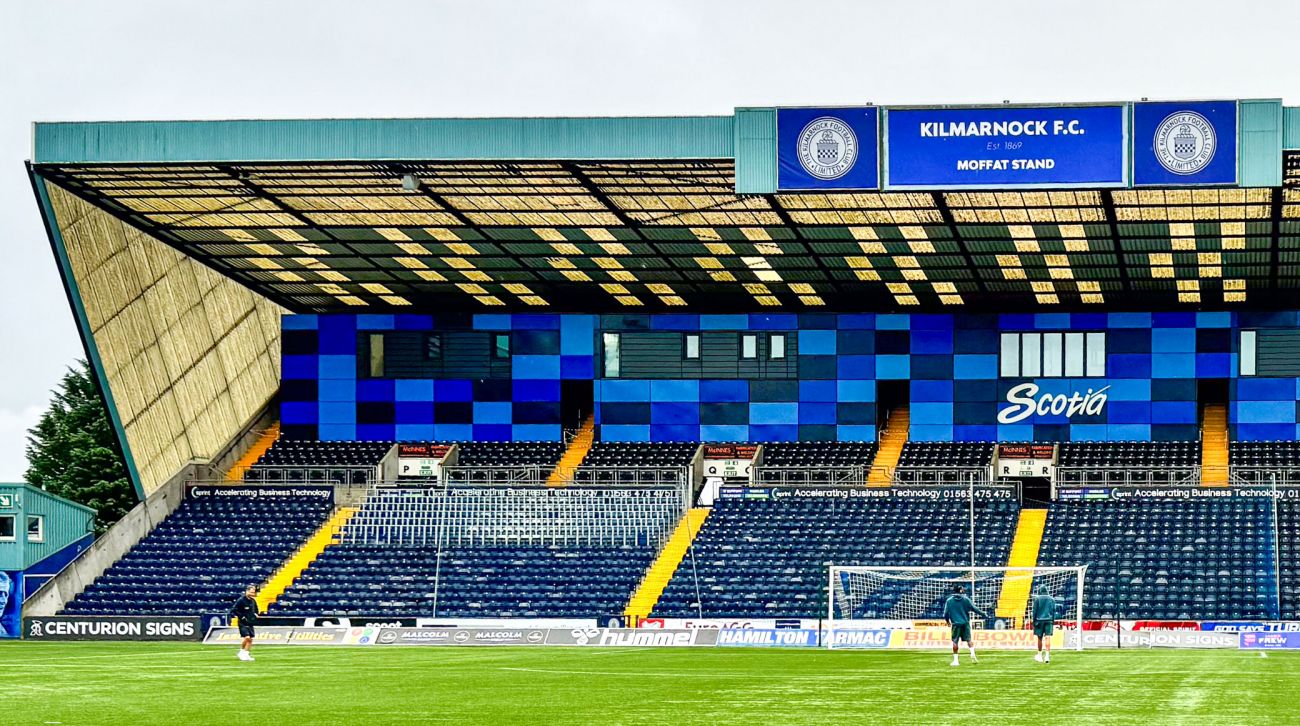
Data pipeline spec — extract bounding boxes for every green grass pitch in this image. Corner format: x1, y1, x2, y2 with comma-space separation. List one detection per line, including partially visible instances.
1, 641, 1293, 725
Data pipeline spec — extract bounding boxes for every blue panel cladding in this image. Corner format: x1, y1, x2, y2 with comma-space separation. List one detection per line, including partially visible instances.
284, 311, 1300, 445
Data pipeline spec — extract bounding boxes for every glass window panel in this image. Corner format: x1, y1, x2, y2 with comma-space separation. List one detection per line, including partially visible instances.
493, 333, 511, 360
1241, 330, 1256, 376
368, 334, 384, 378
425, 333, 443, 361
1064, 333, 1085, 377
603, 333, 621, 378
1000, 333, 1020, 377
0, 515, 13, 541
27, 515, 43, 543
741, 334, 758, 359
684, 334, 700, 360
1086, 332, 1106, 377
1043, 333, 1064, 377
770, 334, 786, 360
1021, 333, 1042, 377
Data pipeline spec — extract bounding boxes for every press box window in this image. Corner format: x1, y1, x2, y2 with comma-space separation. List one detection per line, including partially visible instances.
603, 333, 621, 377
0, 515, 13, 542
424, 333, 443, 361
769, 333, 786, 360
1001, 332, 1105, 378
492, 334, 511, 360
741, 334, 758, 359
684, 333, 700, 360
27, 515, 43, 543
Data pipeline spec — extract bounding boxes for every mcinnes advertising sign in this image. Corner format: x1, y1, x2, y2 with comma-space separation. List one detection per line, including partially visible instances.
24, 616, 201, 641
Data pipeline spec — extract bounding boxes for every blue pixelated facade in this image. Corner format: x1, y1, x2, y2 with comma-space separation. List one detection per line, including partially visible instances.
279, 311, 1300, 443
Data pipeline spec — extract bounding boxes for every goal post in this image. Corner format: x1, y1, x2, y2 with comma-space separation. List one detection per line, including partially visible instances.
826, 566, 1087, 650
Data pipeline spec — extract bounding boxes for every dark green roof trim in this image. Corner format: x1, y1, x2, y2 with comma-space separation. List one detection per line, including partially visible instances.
33, 116, 736, 164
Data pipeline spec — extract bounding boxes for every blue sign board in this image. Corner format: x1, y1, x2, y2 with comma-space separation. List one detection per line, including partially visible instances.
1239, 631, 1300, 650
1133, 101, 1238, 186
884, 105, 1128, 189
777, 107, 879, 191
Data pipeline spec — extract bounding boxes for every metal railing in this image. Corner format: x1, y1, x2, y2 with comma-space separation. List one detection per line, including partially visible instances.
240, 465, 379, 486
1230, 467, 1300, 487
752, 465, 868, 486
343, 485, 686, 549
892, 466, 991, 486
438, 464, 690, 488
1052, 466, 1200, 487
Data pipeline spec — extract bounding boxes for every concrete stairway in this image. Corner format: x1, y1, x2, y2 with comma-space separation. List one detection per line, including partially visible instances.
1201, 404, 1229, 486
624, 508, 710, 624
867, 406, 909, 485
995, 508, 1049, 624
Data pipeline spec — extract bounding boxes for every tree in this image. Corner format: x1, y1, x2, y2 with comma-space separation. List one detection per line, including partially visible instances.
25, 361, 134, 534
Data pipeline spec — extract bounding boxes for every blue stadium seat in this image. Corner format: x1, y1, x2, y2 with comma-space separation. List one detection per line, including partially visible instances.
60, 495, 332, 616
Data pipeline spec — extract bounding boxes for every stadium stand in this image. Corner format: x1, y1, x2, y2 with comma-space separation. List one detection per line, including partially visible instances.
1280, 501, 1300, 620
60, 494, 333, 616
894, 442, 993, 483
573, 442, 696, 484
758, 442, 879, 484
245, 440, 392, 483
1058, 442, 1200, 468
651, 495, 1019, 618
269, 486, 681, 617
454, 441, 566, 468
1056, 442, 1201, 484
1037, 498, 1278, 621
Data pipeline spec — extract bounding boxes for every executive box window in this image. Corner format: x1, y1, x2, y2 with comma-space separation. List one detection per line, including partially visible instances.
27, 515, 43, 543
769, 333, 786, 360
425, 333, 443, 361
1001, 332, 1105, 378
684, 333, 700, 360
603, 332, 621, 377
492, 334, 511, 360
1239, 329, 1300, 377
0, 515, 13, 542
741, 334, 758, 359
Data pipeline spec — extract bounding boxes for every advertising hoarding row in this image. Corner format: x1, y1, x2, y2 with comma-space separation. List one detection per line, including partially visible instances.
777, 101, 1238, 191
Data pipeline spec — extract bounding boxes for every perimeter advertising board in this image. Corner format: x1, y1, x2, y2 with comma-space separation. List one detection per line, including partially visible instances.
24, 616, 202, 641
885, 105, 1127, 189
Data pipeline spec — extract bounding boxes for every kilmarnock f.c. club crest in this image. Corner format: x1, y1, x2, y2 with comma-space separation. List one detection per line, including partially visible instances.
797, 117, 858, 180
1154, 111, 1216, 175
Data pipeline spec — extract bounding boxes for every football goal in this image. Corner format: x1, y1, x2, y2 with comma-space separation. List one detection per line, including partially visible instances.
826, 565, 1086, 650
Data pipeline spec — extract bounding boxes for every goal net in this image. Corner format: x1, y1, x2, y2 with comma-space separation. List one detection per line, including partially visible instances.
827, 566, 1086, 650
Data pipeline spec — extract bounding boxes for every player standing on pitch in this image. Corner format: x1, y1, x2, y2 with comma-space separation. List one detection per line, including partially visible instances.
230, 585, 260, 661
943, 584, 987, 667
1031, 584, 1060, 663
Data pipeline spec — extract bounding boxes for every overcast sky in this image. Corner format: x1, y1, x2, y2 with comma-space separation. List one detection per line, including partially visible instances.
1, 0, 1298, 481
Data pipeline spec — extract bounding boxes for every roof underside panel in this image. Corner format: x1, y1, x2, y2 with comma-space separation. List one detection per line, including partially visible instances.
34, 157, 1300, 313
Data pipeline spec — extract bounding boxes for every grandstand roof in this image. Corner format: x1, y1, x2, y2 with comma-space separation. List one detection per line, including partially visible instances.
29, 110, 1300, 313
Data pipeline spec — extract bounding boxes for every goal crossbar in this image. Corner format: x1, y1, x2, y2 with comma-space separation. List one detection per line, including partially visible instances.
826, 565, 1087, 651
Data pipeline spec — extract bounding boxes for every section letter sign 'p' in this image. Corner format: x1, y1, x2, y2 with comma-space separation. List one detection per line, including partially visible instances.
884, 105, 1127, 189
777, 107, 880, 191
